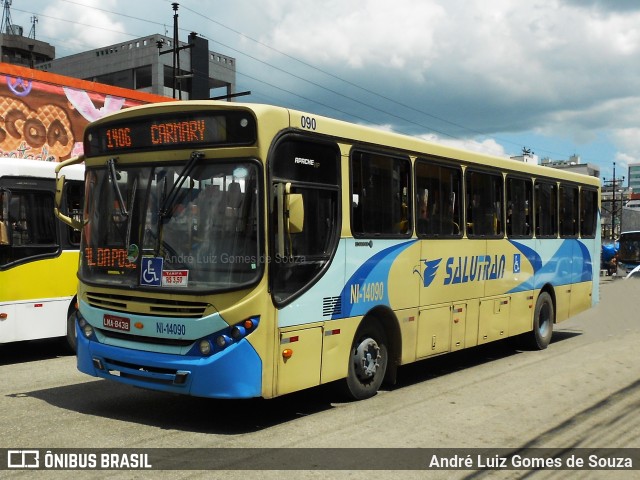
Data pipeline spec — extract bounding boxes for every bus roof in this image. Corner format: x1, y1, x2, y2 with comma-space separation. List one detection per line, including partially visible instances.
0, 157, 84, 182
85, 100, 601, 188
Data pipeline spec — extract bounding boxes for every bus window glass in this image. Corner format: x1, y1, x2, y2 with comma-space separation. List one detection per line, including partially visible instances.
535, 181, 557, 237
618, 232, 640, 265
0, 190, 58, 267
580, 188, 597, 238
351, 151, 411, 237
81, 160, 261, 291
271, 186, 339, 303
64, 180, 84, 246
506, 177, 532, 238
466, 170, 503, 238
559, 185, 579, 237
270, 138, 340, 305
415, 160, 462, 237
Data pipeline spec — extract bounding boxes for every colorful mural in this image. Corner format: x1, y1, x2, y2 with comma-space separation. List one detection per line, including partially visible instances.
0, 63, 169, 161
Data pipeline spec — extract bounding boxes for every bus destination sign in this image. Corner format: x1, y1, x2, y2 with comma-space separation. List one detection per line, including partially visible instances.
84, 111, 256, 155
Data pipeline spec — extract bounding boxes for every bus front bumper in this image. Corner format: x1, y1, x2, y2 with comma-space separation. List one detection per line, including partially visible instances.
76, 321, 263, 399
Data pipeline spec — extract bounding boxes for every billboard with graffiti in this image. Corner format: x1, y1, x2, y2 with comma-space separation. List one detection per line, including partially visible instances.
0, 63, 170, 162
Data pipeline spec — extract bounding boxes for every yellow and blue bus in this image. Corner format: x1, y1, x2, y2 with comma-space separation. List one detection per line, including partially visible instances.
1, 158, 84, 351
55, 102, 600, 399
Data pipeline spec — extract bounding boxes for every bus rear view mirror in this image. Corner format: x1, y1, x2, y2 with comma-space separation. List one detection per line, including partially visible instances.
54, 155, 86, 231
287, 193, 304, 234
275, 182, 305, 258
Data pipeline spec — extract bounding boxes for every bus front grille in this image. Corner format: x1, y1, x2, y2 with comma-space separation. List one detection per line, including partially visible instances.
86, 291, 209, 318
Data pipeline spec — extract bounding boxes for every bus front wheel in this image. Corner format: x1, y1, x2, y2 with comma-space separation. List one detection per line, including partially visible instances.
343, 322, 388, 400
527, 292, 554, 350
66, 309, 78, 354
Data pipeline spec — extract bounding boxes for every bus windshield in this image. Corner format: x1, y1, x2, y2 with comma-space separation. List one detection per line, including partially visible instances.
618, 232, 640, 263
81, 157, 261, 291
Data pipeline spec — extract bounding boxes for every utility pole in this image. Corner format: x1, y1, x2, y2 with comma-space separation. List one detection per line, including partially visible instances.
603, 161, 626, 239
157, 3, 192, 99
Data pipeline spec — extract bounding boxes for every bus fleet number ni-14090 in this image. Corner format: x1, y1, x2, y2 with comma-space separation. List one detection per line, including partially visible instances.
156, 322, 186, 336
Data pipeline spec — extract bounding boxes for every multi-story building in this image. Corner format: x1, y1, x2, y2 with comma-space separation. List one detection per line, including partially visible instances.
0, 4, 54, 67
38, 32, 236, 100
628, 162, 640, 196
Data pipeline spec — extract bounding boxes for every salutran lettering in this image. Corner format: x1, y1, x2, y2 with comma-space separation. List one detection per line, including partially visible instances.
444, 255, 507, 285
150, 120, 206, 145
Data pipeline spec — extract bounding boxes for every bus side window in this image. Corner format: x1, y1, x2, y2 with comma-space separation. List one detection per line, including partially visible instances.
466, 170, 503, 238
559, 184, 579, 238
9, 197, 29, 245
535, 181, 558, 238
351, 151, 411, 237
580, 188, 597, 238
65, 181, 84, 246
415, 159, 462, 238
506, 177, 532, 238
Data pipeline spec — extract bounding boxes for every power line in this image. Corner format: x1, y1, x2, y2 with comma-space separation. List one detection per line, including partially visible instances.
13, 1, 597, 163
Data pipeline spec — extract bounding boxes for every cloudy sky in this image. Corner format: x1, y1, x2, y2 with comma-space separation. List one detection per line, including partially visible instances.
11, 0, 640, 180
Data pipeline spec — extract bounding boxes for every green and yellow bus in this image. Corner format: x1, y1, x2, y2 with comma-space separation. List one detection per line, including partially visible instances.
1, 158, 83, 351
55, 101, 600, 399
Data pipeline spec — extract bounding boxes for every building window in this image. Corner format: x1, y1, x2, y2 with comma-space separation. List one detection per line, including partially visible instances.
135, 65, 152, 89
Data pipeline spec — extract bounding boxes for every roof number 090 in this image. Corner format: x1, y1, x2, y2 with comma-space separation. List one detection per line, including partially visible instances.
301, 115, 317, 130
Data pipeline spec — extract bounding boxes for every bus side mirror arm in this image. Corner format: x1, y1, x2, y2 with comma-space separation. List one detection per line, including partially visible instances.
54, 155, 86, 230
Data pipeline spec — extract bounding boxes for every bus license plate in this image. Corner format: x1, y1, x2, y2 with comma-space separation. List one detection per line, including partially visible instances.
103, 314, 130, 331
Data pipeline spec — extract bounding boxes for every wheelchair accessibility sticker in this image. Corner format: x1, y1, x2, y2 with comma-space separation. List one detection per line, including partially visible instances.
513, 253, 521, 274
140, 257, 163, 286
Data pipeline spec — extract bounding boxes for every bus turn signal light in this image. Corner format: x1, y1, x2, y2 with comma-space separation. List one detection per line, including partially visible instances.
282, 349, 293, 359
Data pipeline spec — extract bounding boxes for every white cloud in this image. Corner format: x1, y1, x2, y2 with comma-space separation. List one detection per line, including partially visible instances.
265, 0, 446, 72
38, 0, 129, 51
418, 133, 509, 158
17, 0, 640, 171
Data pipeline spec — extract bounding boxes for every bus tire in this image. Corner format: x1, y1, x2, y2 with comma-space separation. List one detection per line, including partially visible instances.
527, 292, 554, 350
66, 309, 78, 354
342, 321, 388, 400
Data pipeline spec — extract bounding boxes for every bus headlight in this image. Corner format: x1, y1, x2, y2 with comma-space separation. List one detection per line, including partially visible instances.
186, 316, 260, 356
82, 323, 94, 338
199, 339, 212, 355
230, 325, 246, 340
215, 335, 232, 348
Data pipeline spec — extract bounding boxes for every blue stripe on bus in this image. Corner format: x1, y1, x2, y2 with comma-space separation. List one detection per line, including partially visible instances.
508, 239, 593, 293
335, 240, 417, 319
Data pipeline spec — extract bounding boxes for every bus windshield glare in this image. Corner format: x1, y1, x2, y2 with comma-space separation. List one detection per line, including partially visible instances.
81, 158, 261, 291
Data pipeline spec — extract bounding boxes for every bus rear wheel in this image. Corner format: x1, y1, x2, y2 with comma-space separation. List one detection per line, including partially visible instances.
343, 322, 388, 400
526, 292, 554, 350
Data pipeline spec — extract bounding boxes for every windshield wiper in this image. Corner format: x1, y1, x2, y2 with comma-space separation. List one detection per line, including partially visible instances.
159, 151, 204, 220
107, 157, 129, 216
125, 176, 138, 250
153, 151, 203, 258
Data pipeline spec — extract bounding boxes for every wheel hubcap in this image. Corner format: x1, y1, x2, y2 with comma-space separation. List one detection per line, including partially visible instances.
354, 338, 381, 380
